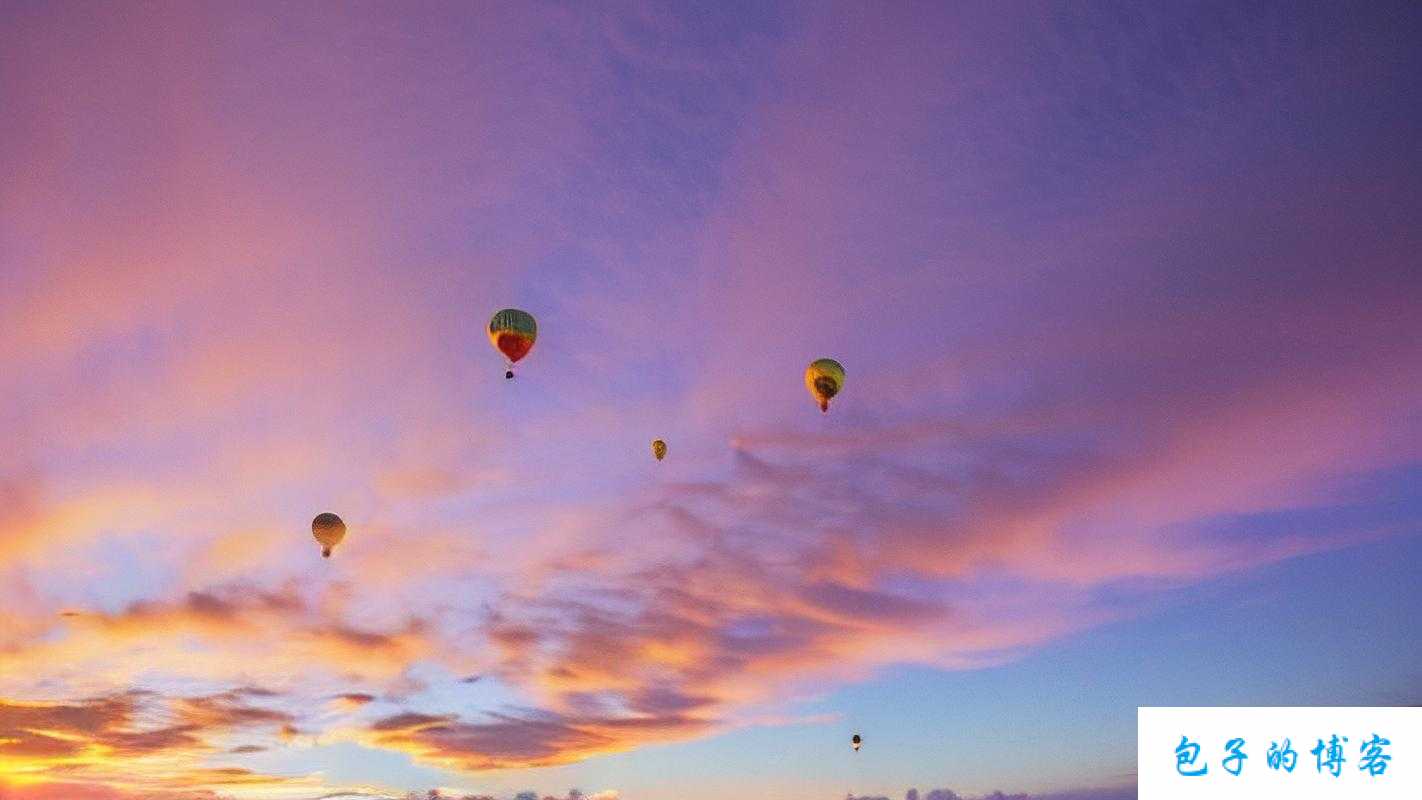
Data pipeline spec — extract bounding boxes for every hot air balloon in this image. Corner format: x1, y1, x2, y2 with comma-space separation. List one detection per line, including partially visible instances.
852, 733, 862, 751
652, 439, 667, 461
312, 512, 346, 559
805, 358, 845, 413
488, 308, 537, 379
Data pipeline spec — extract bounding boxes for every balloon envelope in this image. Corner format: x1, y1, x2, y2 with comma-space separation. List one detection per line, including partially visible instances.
805, 358, 845, 413
488, 309, 537, 367
312, 512, 346, 558
652, 439, 667, 461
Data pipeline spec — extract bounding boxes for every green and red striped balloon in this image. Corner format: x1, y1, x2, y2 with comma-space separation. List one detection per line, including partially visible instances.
489, 308, 537, 379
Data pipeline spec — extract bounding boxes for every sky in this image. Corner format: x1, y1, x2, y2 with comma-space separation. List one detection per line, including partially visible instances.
1, 1, 1420, 798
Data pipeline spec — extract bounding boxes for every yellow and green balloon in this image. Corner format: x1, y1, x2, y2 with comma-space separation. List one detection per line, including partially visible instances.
805, 358, 845, 413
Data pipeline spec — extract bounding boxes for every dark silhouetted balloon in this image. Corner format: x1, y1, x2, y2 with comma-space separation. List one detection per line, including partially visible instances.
312, 512, 346, 558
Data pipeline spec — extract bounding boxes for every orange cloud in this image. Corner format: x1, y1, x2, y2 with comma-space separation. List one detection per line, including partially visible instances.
0, 782, 216, 800
367, 707, 712, 771
0, 690, 305, 797
329, 693, 377, 713
0, 584, 442, 703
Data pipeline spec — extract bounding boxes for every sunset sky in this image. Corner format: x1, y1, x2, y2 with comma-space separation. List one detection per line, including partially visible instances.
1, 2, 1420, 799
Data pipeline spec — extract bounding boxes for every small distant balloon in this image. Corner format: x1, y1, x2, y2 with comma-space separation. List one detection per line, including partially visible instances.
312, 512, 346, 559
652, 439, 667, 461
805, 358, 845, 413
852, 733, 861, 751
488, 308, 537, 379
